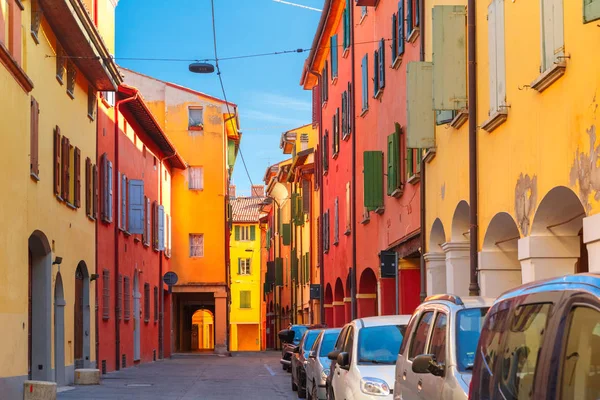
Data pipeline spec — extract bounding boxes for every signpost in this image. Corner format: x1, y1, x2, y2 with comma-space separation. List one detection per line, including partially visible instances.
163, 271, 178, 293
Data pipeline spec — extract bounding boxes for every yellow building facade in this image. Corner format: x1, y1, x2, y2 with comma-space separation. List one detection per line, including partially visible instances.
229, 196, 264, 351
421, 0, 600, 298
120, 69, 241, 354
0, 0, 119, 395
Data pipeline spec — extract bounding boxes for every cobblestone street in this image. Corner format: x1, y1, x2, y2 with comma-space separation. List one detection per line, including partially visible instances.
58, 352, 295, 400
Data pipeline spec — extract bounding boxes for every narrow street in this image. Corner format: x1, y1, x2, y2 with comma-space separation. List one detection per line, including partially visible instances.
58, 352, 294, 400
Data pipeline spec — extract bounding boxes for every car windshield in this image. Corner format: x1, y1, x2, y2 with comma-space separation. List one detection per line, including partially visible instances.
456, 307, 489, 372
303, 331, 319, 356
357, 325, 406, 365
319, 331, 339, 357
292, 326, 308, 344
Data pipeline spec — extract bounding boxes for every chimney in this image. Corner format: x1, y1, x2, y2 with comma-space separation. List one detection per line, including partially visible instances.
229, 185, 236, 198
251, 185, 265, 197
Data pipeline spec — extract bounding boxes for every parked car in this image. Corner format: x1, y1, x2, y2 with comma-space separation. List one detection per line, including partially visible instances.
292, 329, 323, 398
327, 315, 411, 399
469, 273, 600, 400
306, 328, 341, 400
280, 324, 326, 372
394, 295, 493, 400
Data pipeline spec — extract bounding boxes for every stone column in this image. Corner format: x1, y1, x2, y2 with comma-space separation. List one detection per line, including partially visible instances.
324, 304, 334, 327
478, 251, 522, 298
343, 297, 351, 323
584, 214, 600, 273
357, 294, 377, 318
518, 236, 580, 283
214, 292, 228, 354
441, 242, 470, 296
424, 252, 446, 296
333, 301, 345, 327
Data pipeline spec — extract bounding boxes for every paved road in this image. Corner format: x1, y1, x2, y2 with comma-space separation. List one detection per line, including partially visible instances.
58, 351, 296, 400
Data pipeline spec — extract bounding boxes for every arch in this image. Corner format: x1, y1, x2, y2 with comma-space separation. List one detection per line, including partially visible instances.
334, 278, 344, 302
359, 268, 377, 294
324, 284, 333, 304
483, 212, 521, 252
531, 186, 586, 237
54, 273, 66, 385
28, 230, 52, 381
451, 201, 470, 242
191, 309, 215, 350
74, 262, 91, 369
429, 218, 447, 253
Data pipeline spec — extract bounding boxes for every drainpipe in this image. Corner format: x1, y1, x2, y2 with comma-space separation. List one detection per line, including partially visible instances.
350, 3, 358, 320
95, 97, 100, 372
419, 0, 427, 302
291, 182, 295, 325
307, 69, 324, 325
467, 0, 480, 296
114, 93, 139, 370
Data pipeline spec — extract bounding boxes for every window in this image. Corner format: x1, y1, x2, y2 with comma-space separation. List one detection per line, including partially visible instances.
320, 330, 339, 357
343, 327, 355, 363
88, 85, 97, 120
343, 0, 351, 50
143, 197, 150, 245
240, 290, 251, 309
330, 35, 338, 79
60, 136, 70, 200
188, 107, 203, 130
585, 0, 600, 23
332, 108, 340, 156
102, 269, 110, 320
377, 39, 385, 93
429, 313, 447, 365
239, 258, 251, 275
436, 110, 456, 125
387, 129, 401, 196
124, 277, 130, 321
302, 331, 320, 358
56, 44, 65, 83
101, 153, 113, 223
188, 166, 203, 190
333, 197, 339, 245
73, 147, 81, 208
323, 210, 330, 253
561, 306, 600, 399
341, 88, 351, 140
475, 308, 509, 399
117, 275, 122, 320
119, 173, 127, 230
31, 0, 42, 43
321, 61, 329, 104
144, 283, 150, 323
345, 182, 351, 234
363, 151, 384, 211
235, 225, 256, 241
66, 61, 76, 98
540, 0, 564, 73
407, 148, 422, 179
357, 325, 406, 365
406, 0, 420, 39
30, 96, 39, 178
392, 13, 398, 62
153, 202, 165, 251
398, 1, 406, 57
409, 311, 434, 359
190, 233, 204, 257
488, 0, 506, 116
153, 287, 158, 323
322, 130, 329, 173
496, 304, 551, 399
361, 54, 369, 112
373, 49, 380, 97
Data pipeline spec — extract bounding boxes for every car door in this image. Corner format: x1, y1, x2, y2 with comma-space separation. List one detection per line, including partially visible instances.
307, 331, 324, 394
419, 311, 448, 400
397, 310, 435, 400
333, 325, 354, 399
328, 326, 349, 398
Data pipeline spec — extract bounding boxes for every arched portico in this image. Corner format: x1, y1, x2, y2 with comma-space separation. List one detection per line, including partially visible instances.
442, 201, 470, 296
333, 279, 345, 327
357, 268, 377, 318
425, 218, 447, 295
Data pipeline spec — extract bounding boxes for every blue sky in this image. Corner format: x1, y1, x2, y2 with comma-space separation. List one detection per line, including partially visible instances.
115, 0, 322, 197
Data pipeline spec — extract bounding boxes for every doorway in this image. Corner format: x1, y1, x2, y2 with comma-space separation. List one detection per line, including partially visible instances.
191, 309, 214, 350
54, 273, 65, 385
133, 271, 141, 360
74, 262, 90, 369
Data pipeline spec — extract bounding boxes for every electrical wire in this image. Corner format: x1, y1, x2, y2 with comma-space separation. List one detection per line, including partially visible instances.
209, 0, 256, 190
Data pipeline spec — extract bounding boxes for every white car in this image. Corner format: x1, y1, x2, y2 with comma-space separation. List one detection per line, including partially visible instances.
327, 315, 411, 399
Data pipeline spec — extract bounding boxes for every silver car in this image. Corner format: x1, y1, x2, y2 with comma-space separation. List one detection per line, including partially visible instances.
394, 295, 494, 400
305, 328, 341, 400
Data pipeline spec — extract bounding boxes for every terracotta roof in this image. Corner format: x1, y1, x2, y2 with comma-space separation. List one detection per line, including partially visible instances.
231, 197, 266, 223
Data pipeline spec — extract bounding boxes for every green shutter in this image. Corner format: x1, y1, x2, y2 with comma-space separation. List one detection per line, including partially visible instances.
407, 149, 414, 178
234, 225, 240, 241
282, 223, 291, 245
305, 253, 310, 283
585, 0, 600, 23
291, 248, 298, 282
387, 131, 400, 195
406, 62, 435, 148
331, 35, 338, 78
363, 151, 384, 211
266, 228, 271, 249
240, 291, 250, 308
237, 258, 242, 275
275, 257, 283, 286
296, 195, 304, 226
250, 225, 256, 241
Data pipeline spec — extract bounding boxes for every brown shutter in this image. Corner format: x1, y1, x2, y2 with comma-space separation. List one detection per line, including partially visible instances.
67, 142, 72, 202
61, 137, 68, 199
93, 164, 98, 218
30, 97, 39, 177
74, 148, 81, 207
54, 127, 61, 195
85, 158, 91, 215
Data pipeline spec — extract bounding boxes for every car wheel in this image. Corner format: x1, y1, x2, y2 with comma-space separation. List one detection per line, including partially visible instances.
298, 379, 306, 399
306, 382, 313, 400
309, 380, 317, 400
283, 364, 287, 371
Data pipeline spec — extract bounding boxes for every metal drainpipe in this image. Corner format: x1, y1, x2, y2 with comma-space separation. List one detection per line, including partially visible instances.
114, 94, 138, 371
467, 0, 480, 296
291, 183, 295, 325
350, 3, 358, 320
306, 69, 324, 325
419, 0, 428, 303
95, 96, 100, 372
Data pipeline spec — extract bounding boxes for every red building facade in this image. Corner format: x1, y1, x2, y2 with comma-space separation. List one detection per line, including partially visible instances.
301, 0, 422, 326
97, 85, 185, 373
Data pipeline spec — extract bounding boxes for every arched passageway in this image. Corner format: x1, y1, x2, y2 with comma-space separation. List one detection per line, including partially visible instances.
191, 309, 215, 350
74, 262, 90, 369
445, 201, 471, 296
425, 218, 447, 295
358, 268, 377, 318
324, 284, 333, 327
344, 273, 351, 323
334, 279, 345, 327
54, 273, 66, 385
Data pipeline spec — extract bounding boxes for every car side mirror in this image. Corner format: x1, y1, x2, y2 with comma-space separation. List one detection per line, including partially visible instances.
308, 350, 316, 359
293, 346, 300, 354
278, 329, 296, 344
337, 352, 350, 369
412, 354, 445, 377
328, 350, 340, 361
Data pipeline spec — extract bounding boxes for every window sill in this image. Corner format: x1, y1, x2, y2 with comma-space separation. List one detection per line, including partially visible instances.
322, 101, 328, 109
134, 237, 141, 243
344, 229, 351, 236
391, 56, 403, 70
144, 319, 149, 324
331, 76, 338, 85
31, 31, 40, 45
332, 152, 339, 160
408, 173, 420, 185
88, 113, 95, 122
323, 170, 329, 177
30, 172, 40, 182
67, 90, 75, 100
450, 108, 469, 129
143, 242, 150, 248
424, 148, 436, 163
0, 42, 34, 93
333, 241, 339, 246
342, 48, 350, 58
342, 132, 351, 142
407, 28, 420, 44
101, 217, 112, 225
374, 206, 385, 215
87, 215, 96, 222
189, 126, 204, 131
481, 109, 508, 133
374, 89, 384, 100
360, 216, 370, 225
15, 0, 24, 10
359, 11, 368, 24
102, 317, 109, 321
188, 188, 204, 191
66, 202, 77, 210
360, 108, 369, 118
56, 75, 64, 86
390, 187, 403, 198
530, 62, 567, 92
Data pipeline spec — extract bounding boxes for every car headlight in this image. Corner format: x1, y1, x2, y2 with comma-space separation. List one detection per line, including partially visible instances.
321, 369, 330, 381
360, 377, 390, 396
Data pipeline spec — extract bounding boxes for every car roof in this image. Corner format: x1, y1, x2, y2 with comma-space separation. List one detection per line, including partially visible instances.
322, 327, 341, 335
422, 295, 495, 309
354, 314, 412, 328
495, 273, 600, 303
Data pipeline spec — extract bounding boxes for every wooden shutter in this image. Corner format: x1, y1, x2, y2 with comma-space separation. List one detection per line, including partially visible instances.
85, 158, 91, 215
30, 97, 39, 176
101, 154, 108, 220
373, 49, 379, 95
67, 142, 72, 202
347, 82, 352, 135
275, 258, 283, 286
234, 225, 240, 241
345, 182, 351, 232
93, 164, 98, 218
488, 1, 498, 114
302, 180, 311, 213
387, 131, 400, 195
334, 197, 339, 244
407, 0, 413, 34
61, 137, 68, 199
541, 0, 564, 70
379, 39, 385, 89
363, 151, 384, 211
121, 174, 127, 229
74, 147, 81, 207
407, 62, 435, 148
54, 127, 61, 195
117, 274, 123, 320
146, 198, 151, 245
107, 160, 113, 222
392, 13, 398, 61
331, 35, 338, 78
399, 1, 405, 55
154, 287, 158, 322
585, 0, 600, 23
282, 223, 291, 246
362, 54, 368, 110
158, 205, 165, 251
312, 84, 321, 128
128, 180, 145, 234
250, 225, 256, 241
317, 216, 322, 258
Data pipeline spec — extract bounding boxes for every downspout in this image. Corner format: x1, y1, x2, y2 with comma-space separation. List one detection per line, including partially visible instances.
350, 3, 358, 320
114, 93, 139, 371
95, 97, 100, 372
419, 0, 427, 302
307, 69, 324, 325
467, 0, 480, 296
290, 183, 295, 325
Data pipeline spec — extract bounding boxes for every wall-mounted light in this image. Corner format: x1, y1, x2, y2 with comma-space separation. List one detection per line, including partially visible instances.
52, 256, 63, 266
90, 273, 99, 282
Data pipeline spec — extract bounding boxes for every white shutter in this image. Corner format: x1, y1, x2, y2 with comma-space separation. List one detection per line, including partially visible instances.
496, 0, 506, 109
118, 172, 122, 228
488, 1, 498, 114
158, 205, 165, 251
541, 0, 564, 70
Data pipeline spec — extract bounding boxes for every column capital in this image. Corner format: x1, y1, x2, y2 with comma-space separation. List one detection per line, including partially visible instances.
518, 235, 580, 261
441, 241, 470, 253
424, 252, 446, 262
584, 214, 600, 245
